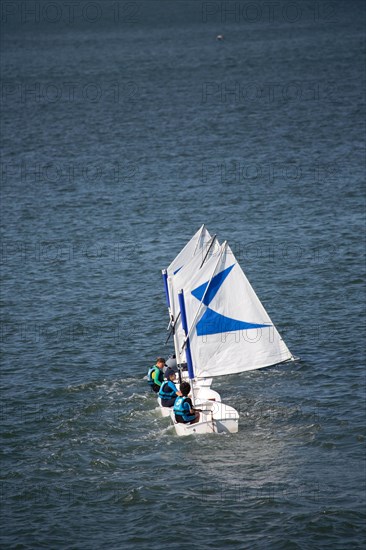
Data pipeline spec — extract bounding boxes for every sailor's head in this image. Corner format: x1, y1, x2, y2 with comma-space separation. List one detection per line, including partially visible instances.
180, 381, 191, 396
156, 357, 166, 368
165, 368, 176, 381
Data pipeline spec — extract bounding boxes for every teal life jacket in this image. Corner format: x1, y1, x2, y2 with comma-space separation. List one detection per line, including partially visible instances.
173, 396, 192, 419
158, 381, 177, 400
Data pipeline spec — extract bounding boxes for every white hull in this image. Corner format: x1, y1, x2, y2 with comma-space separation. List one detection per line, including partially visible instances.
179, 370, 212, 388
157, 384, 221, 418
170, 401, 239, 436
157, 397, 173, 417
195, 386, 221, 403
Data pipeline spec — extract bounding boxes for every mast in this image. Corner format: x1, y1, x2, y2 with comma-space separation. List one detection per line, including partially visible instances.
161, 269, 170, 309
168, 276, 184, 383
178, 289, 195, 404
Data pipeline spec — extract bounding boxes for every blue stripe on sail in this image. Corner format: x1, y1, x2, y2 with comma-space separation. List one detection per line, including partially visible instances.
191, 264, 235, 306
173, 266, 183, 275
196, 307, 271, 336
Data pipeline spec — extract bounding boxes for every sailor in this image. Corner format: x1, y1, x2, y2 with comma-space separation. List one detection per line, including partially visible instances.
173, 381, 200, 424
147, 357, 165, 393
165, 354, 178, 373
158, 369, 182, 407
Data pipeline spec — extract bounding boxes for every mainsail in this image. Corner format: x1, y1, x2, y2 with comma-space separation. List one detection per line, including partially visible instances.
181, 241, 293, 377
163, 225, 218, 363
168, 235, 221, 365
166, 224, 212, 278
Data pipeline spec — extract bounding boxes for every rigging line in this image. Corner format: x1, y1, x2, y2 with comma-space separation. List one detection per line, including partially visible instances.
211, 410, 215, 433
164, 275, 176, 344
181, 241, 227, 351
192, 224, 206, 256
164, 311, 181, 344
199, 234, 217, 269
166, 276, 183, 365
164, 315, 173, 342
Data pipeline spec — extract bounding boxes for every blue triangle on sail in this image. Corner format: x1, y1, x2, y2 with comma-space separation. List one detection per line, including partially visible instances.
196, 307, 271, 336
191, 264, 235, 306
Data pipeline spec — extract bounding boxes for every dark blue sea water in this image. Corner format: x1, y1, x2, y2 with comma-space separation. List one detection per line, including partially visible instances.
1, 1, 365, 548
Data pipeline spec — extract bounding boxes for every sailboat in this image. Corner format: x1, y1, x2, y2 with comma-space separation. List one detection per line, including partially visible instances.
160, 229, 294, 435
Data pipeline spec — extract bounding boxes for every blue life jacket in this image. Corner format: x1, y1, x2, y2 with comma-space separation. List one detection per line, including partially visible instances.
173, 396, 194, 421
159, 381, 177, 400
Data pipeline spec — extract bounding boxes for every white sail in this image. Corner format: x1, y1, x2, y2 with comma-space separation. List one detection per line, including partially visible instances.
166, 224, 212, 278
164, 227, 218, 364
168, 235, 221, 365
169, 236, 220, 330
182, 242, 293, 377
